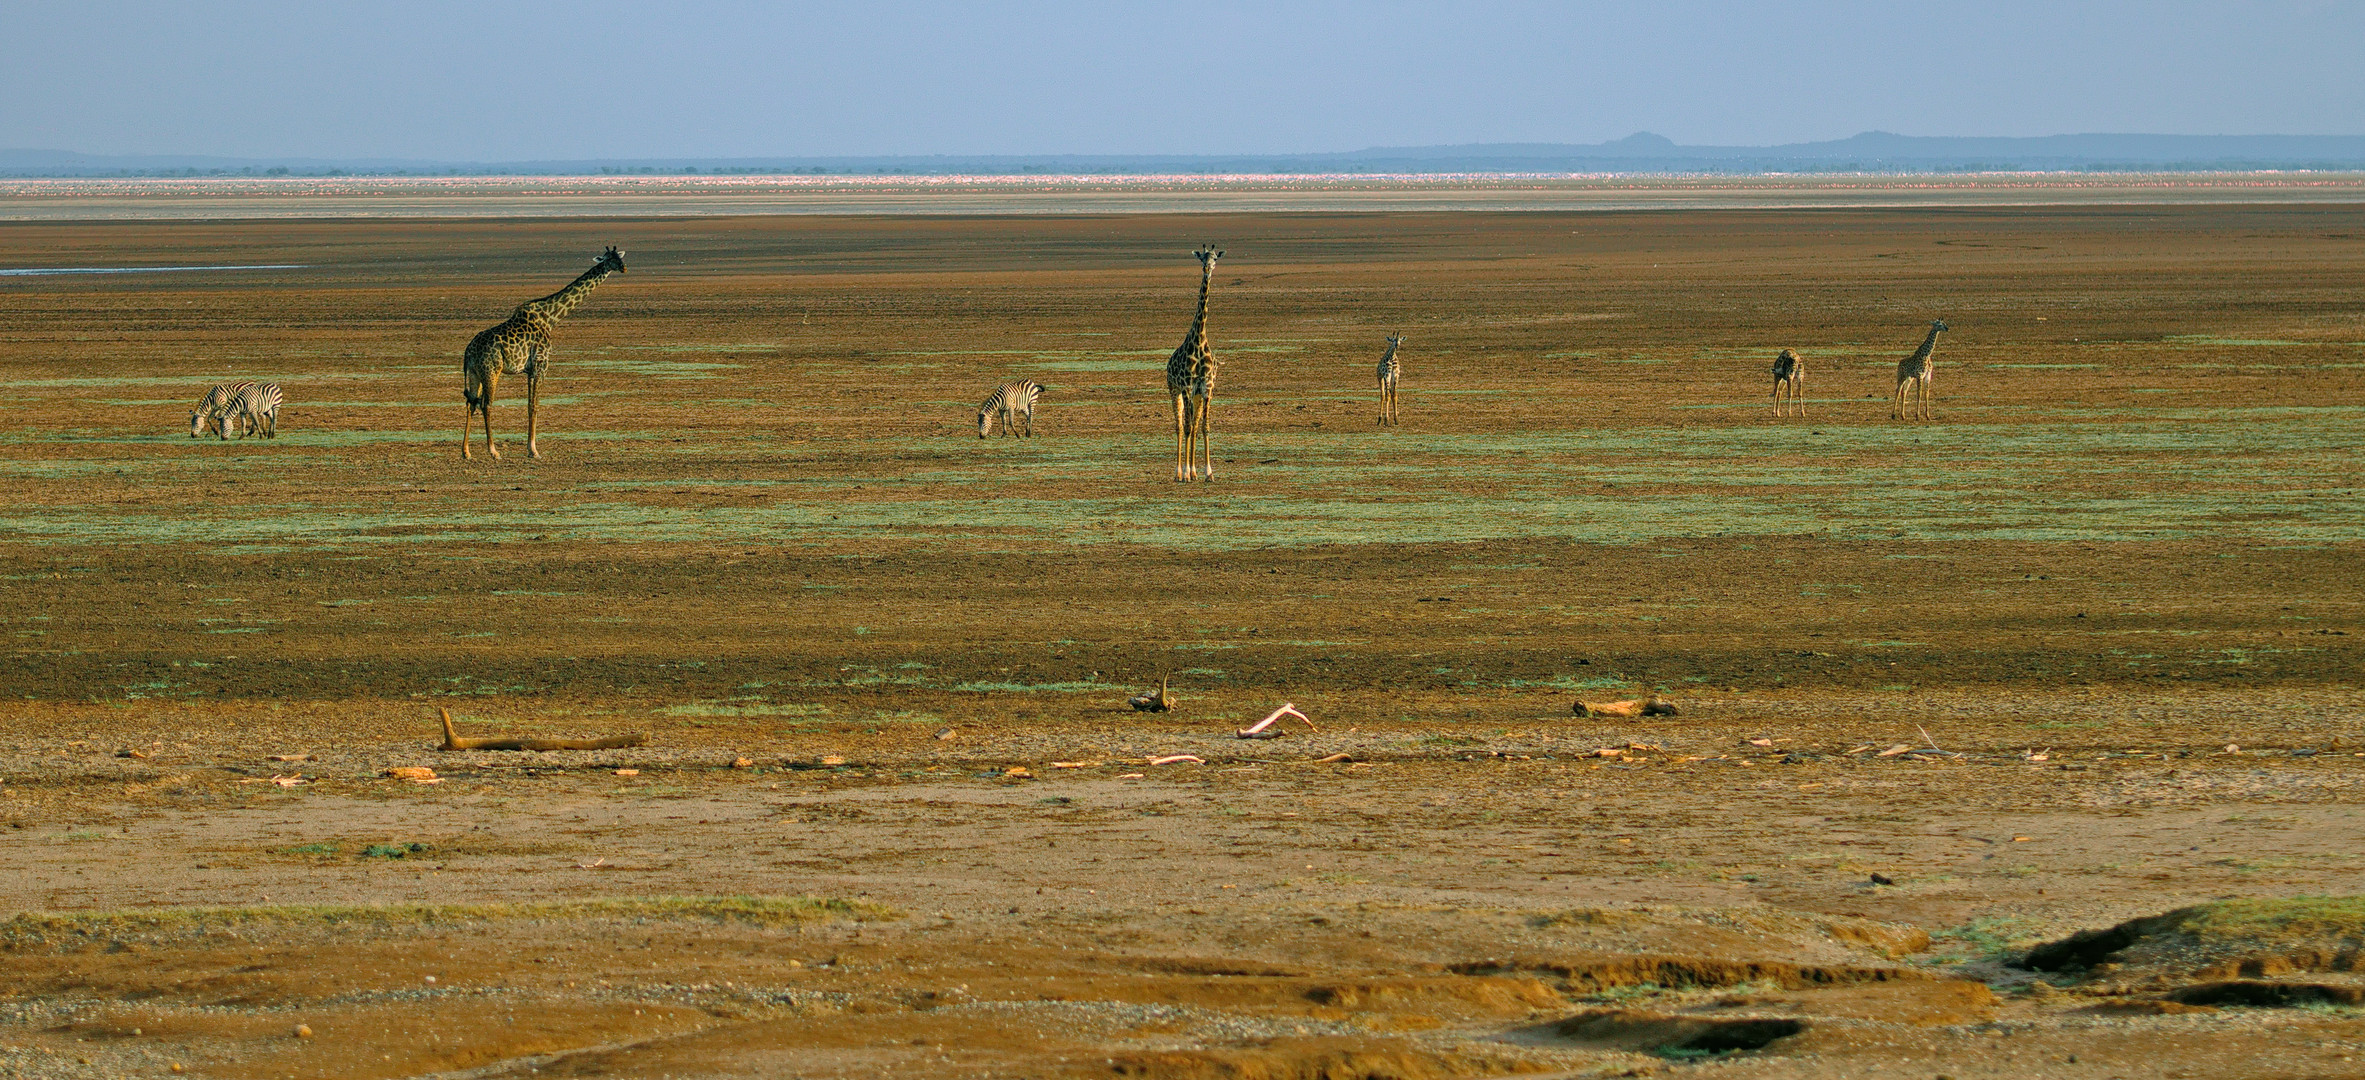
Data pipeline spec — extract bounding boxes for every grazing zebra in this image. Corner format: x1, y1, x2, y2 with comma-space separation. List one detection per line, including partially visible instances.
977, 379, 1046, 437
189, 381, 277, 438
215, 382, 282, 440
1770, 348, 1804, 416
1375, 333, 1405, 426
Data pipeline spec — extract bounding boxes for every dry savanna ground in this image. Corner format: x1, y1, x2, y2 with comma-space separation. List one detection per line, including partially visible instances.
1, 199, 2362, 1078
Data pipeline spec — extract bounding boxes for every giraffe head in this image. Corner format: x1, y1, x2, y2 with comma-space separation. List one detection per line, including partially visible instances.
1194, 245, 1223, 269
1931, 320, 1949, 333
595, 246, 628, 274
1386, 334, 1405, 348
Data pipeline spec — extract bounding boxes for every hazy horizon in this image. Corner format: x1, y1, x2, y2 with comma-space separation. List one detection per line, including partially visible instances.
6, 2, 2362, 160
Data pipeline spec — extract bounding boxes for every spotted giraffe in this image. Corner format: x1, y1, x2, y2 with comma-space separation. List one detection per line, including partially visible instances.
460, 247, 627, 460
1891, 321, 1949, 421
1164, 246, 1223, 481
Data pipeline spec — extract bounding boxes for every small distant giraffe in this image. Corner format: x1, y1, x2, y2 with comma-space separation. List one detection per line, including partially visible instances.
1375, 334, 1406, 426
1164, 246, 1223, 481
1891, 320, 1949, 421
1770, 349, 1804, 417
460, 247, 626, 460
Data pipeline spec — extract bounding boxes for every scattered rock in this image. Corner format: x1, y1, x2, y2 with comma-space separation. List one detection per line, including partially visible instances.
612, 768, 640, 777
731, 757, 754, 769
383, 766, 437, 782
933, 727, 957, 740
819, 755, 847, 766
294, 1023, 313, 1038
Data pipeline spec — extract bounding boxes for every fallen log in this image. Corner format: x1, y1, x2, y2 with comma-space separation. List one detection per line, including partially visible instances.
438, 709, 647, 752
1237, 703, 1315, 738
1573, 695, 1679, 718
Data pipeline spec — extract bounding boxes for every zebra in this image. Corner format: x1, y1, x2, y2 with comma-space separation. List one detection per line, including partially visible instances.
977, 379, 1045, 437
205, 382, 282, 440
189, 381, 256, 438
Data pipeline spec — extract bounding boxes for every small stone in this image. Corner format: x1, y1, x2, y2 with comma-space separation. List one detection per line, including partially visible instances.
731, 757, 754, 769
384, 766, 436, 781
294, 1023, 313, 1038
933, 727, 957, 741
1003, 766, 1033, 779
171, 1066, 185, 1074
424, 975, 438, 984
819, 755, 846, 766
613, 768, 639, 777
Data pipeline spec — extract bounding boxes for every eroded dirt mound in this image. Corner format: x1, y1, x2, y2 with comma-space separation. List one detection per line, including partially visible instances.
1534, 1009, 1806, 1054
1532, 905, 1931, 960
2022, 896, 2365, 982
1109, 1037, 1541, 1080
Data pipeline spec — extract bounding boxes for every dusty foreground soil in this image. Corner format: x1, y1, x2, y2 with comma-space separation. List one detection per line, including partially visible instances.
2, 203, 2362, 1077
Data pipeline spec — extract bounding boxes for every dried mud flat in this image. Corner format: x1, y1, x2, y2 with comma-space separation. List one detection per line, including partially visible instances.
1, 202, 2362, 1077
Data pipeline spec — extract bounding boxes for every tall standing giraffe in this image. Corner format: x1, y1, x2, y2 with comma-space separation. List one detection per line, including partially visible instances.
1769, 348, 1804, 417
1891, 320, 1949, 421
1164, 246, 1223, 481
460, 247, 627, 460
1375, 333, 1406, 426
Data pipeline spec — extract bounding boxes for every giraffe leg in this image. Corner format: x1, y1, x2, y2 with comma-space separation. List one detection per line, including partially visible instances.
525, 369, 542, 459
1196, 394, 1214, 481
1174, 393, 1190, 481
482, 372, 502, 460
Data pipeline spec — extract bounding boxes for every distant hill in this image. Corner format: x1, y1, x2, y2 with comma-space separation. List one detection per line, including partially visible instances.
7, 133, 2365, 178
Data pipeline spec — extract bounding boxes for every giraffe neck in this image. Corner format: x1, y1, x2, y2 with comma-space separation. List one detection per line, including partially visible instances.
1180, 260, 1213, 362
1910, 325, 1943, 363
517, 262, 618, 324
1381, 342, 1400, 364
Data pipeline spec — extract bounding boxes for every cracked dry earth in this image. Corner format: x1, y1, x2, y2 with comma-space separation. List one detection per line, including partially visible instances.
2, 199, 2364, 1077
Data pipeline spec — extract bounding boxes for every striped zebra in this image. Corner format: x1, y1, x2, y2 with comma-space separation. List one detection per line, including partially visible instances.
977, 379, 1045, 438
190, 381, 256, 438
191, 381, 282, 440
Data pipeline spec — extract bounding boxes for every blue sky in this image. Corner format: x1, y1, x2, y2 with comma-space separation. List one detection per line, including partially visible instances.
6, 1, 2360, 159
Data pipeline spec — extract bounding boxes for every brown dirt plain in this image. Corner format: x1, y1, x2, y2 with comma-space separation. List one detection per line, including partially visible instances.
1, 200, 2363, 1078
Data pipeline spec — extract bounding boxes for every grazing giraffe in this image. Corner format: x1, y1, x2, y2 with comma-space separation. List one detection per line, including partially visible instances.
1164, 246, 1223, 481
1375, 333, 1406, 426
1770, 348, 1804, 417
1891, 320, 1949, 421
460, 247, 627, 460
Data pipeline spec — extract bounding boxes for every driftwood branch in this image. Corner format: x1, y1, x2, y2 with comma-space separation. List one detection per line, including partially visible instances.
438, 709, 647, 752
1237, 703, 1315, 738
1573, 695, 1679, 718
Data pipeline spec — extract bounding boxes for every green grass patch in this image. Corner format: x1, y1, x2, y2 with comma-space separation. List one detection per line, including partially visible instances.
0, 895, 898, 947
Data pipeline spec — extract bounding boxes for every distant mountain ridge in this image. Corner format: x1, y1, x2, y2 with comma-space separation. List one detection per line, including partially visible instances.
6, 132, 2365, 177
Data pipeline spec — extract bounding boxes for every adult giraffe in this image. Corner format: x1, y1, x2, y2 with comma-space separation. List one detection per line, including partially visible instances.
460, 247, 626, 460
1164, 246, 1223, 481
